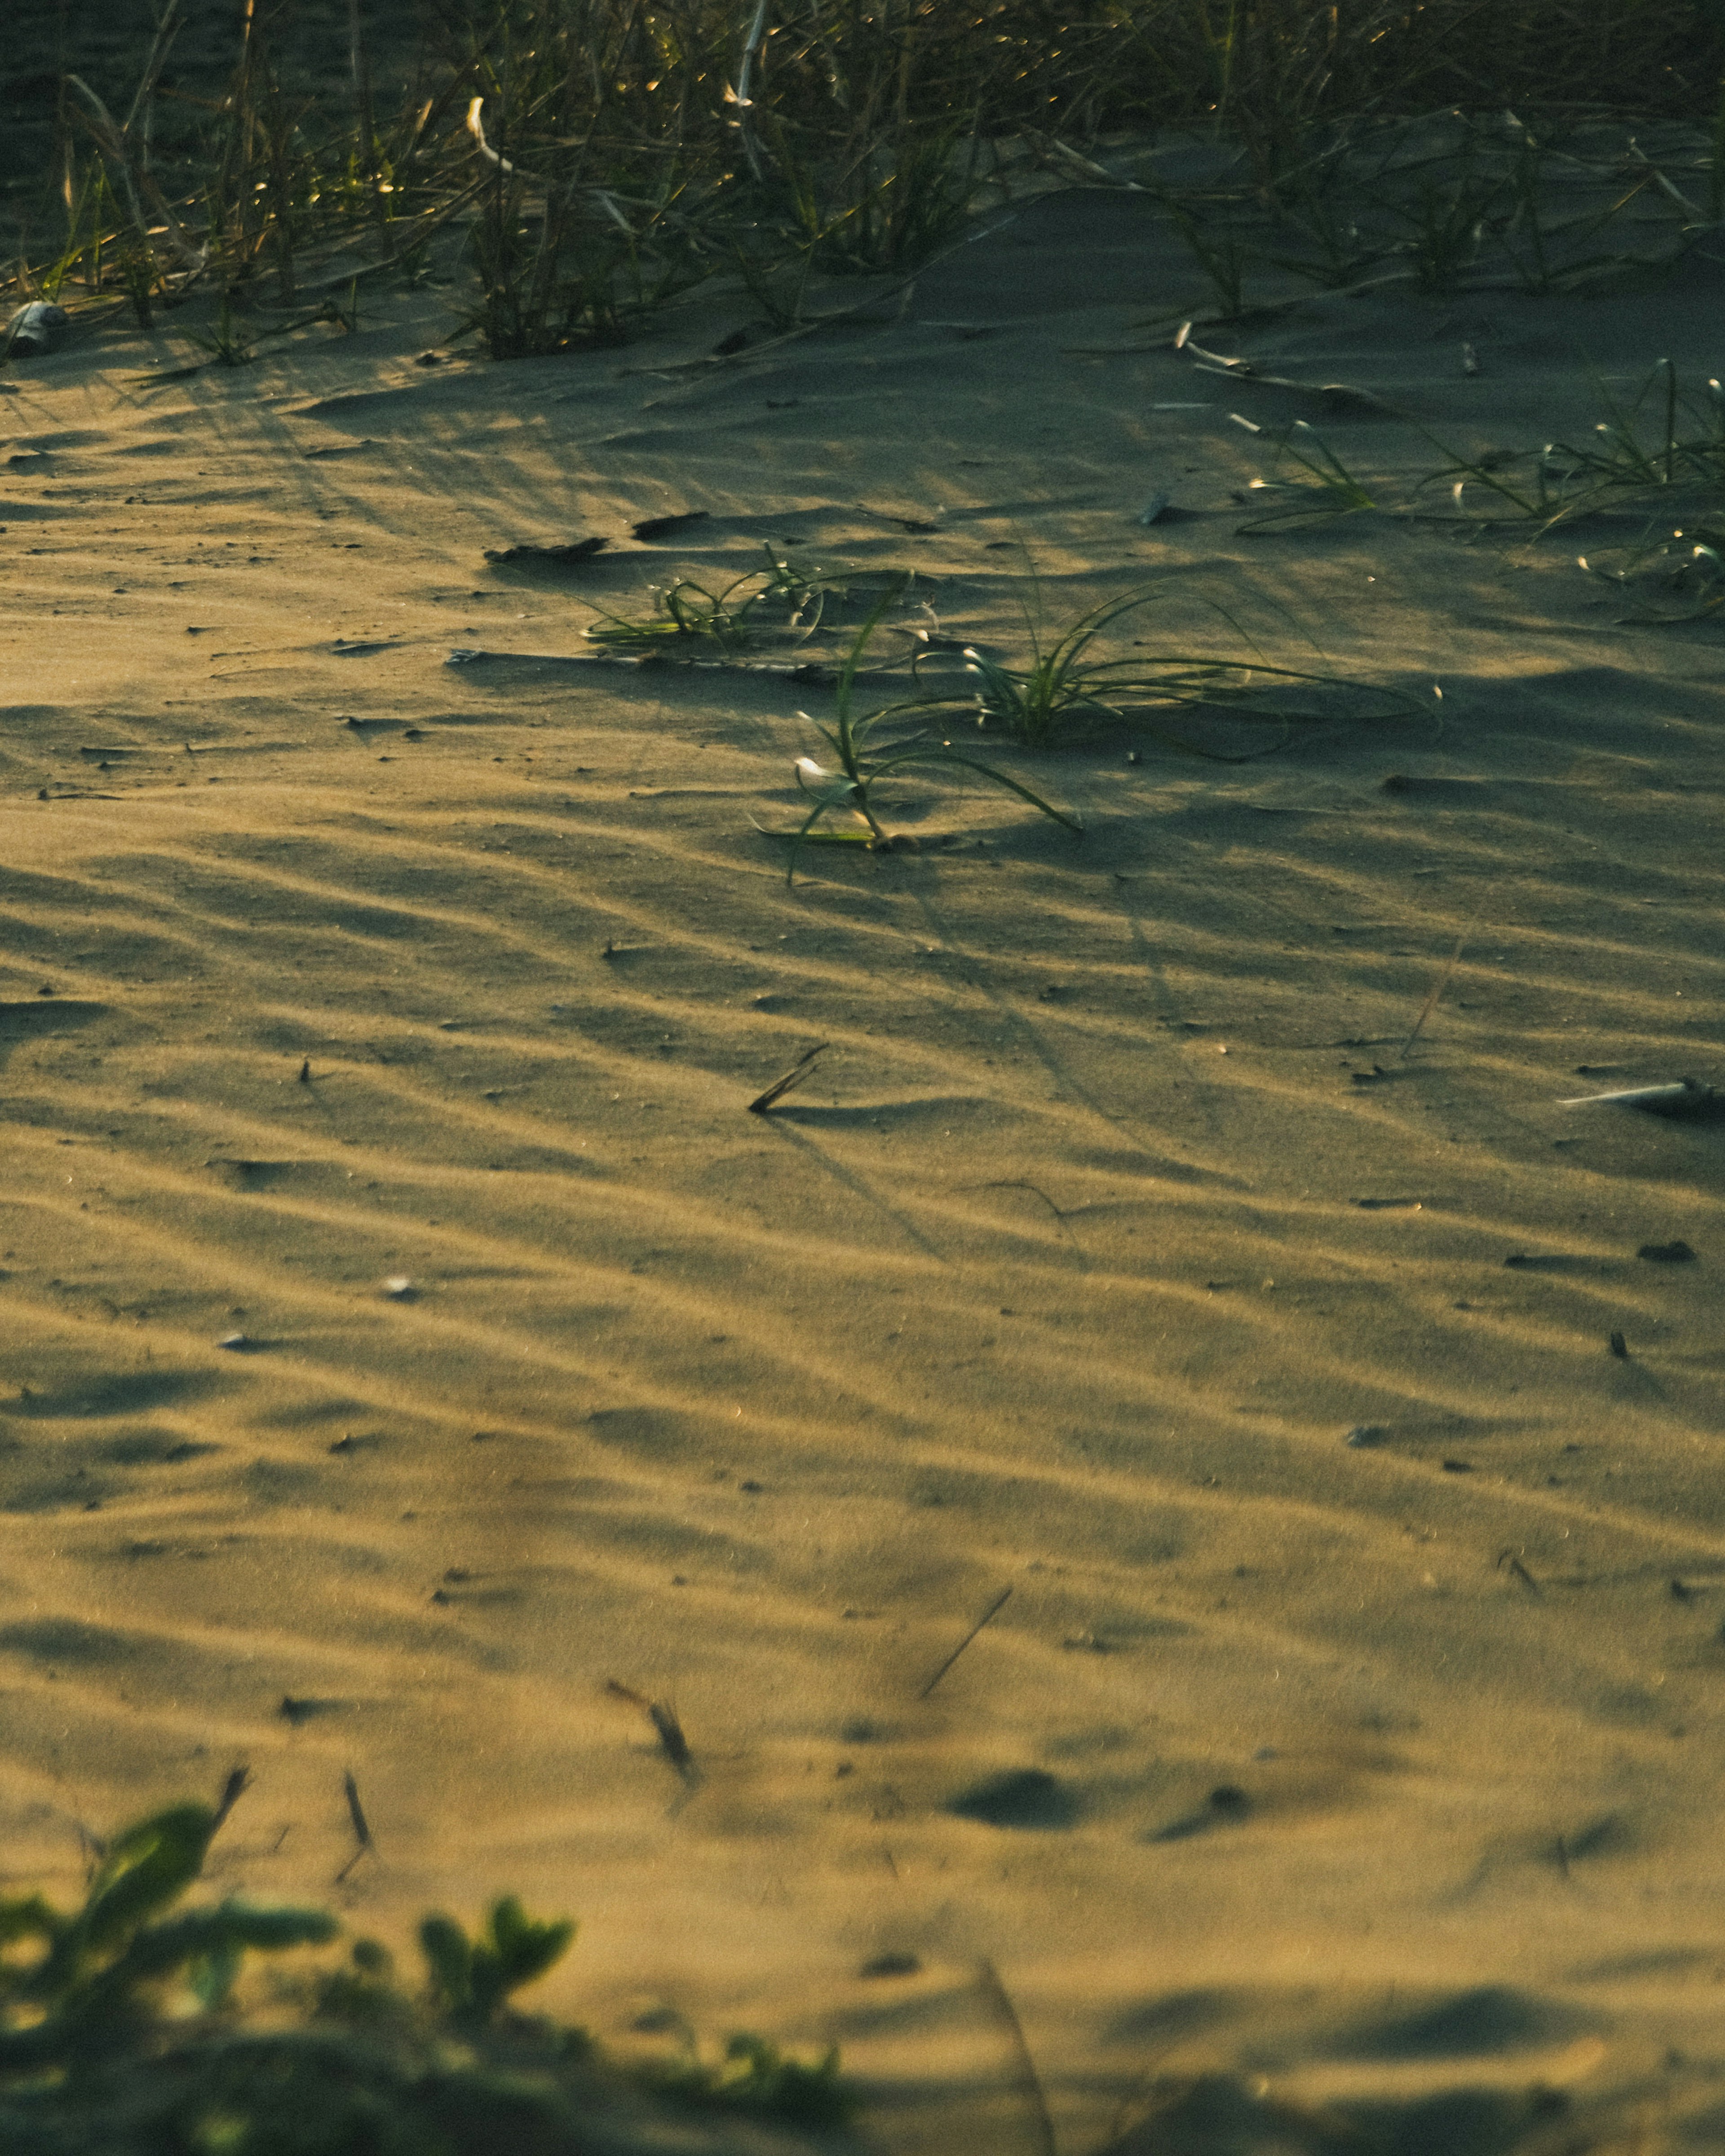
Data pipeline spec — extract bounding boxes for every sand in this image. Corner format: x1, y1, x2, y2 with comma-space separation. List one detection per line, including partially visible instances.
2, 181, 1724, 2152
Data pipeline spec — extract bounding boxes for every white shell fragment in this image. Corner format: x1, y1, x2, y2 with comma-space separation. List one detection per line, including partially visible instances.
382, 1276, 415, 1299
6, 303, 70, 356
1559, 1077, 1721, 1116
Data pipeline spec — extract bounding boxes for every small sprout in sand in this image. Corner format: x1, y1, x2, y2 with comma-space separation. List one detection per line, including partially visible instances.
585, 544, 856, 653
762, 583, 1080, 880
187, 292, 256, 367
418, 1897, 575, 2030
1235, 421, 1379, 532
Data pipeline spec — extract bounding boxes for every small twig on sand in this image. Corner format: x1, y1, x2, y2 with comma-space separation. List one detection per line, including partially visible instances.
747, 1043, 829, 1114
918, 1585, 1013, 1700
1497, 1549, 1542, 1597
334, 1771, 375, 1883
606, 1680, 698, 1781
1402, 896, 1488, 1060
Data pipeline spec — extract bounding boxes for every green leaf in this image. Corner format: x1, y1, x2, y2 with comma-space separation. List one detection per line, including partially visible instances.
419, 1914, 474, 2015
936, 753, 1084, 831
487, 1898, 574, 1989
0, 1894, 60, 1949
422, 1901, 574, 2025
79, 1804, 217, 1959
188, 1935, 243, 2011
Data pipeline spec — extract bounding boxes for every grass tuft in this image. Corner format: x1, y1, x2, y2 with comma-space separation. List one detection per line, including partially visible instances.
904, 584, 1420, 753
766, 581, 1083, 880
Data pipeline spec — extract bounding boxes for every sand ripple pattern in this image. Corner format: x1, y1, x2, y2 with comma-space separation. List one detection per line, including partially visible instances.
3, 216, 1724, 2143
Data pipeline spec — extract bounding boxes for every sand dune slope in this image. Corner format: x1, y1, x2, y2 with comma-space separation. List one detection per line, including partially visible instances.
2, 194, 1724, 2150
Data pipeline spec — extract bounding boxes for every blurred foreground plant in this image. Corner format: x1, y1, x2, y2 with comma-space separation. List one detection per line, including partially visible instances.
0, 1802, 335, 2073
0, 1794, 849, 2153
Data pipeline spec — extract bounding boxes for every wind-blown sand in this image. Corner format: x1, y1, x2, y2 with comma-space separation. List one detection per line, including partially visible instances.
2, 184, 1723, 2152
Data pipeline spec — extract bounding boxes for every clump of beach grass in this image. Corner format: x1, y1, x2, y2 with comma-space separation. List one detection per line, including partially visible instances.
761, 572, 1415, 876
1234, 422, 1381, 532
1428, 358, 1725, 529
766, 582, 1082, 880
584, 544, 855, 653
904, 583, 1422, 753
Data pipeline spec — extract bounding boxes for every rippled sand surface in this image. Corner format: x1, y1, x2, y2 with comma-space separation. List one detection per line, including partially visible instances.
3, 195, 1724, 2150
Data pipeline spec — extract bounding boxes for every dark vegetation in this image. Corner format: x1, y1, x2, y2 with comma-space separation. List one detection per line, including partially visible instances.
1, 0, 1721, 362
0, 1794, 849, 2154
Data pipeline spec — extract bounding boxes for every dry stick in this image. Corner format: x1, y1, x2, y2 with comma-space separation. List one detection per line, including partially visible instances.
646, 1703, 695, 1778
977, 1957, 1058, 2156
64, 78, 168, 266
334, 1771, 374, 1884
1497, 1549, 1542, 1597
606, 1680, 698, 1780
747, 1043, 828, 1115
344, 1773, 371, 1845
66, 3, 207, 278
917, 1585, 1012, 1700
348, 0, 375, 187
1401, 895, 1489, 1061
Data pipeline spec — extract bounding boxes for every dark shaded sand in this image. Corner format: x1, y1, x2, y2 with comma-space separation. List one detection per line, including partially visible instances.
2, 180, 1724, 2150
